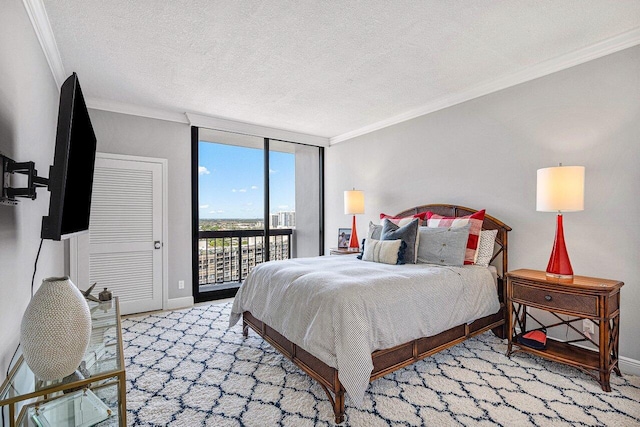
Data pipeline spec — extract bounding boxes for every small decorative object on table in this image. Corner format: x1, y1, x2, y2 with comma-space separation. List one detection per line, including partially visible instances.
99, 287, 114, 310
82, 282, 100, 302
99, 287, 113, 301
20, 276, 92, 381
337, 228, 351, 248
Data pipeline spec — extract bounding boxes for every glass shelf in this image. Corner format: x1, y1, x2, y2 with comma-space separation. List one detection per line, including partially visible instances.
1, 298, 125, 427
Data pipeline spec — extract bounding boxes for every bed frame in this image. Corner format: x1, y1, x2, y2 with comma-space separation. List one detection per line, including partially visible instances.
241, 204, 511, 424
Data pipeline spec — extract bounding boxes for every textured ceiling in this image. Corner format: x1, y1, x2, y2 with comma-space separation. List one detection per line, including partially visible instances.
42, 0, 640, 140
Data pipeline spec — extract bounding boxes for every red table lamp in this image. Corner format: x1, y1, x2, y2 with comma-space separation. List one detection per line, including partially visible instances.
344, 189, 364, 251
536, 165, 585, 280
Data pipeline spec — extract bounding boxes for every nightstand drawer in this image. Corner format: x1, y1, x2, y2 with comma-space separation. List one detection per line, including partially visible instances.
511, 282, 598, 316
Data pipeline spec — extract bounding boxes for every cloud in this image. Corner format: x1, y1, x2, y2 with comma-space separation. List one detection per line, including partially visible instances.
199, 204, 209, 209
198, 166, 210, 175
232, 189, 237, 193
269, 169, 277, 174
238, 188, 247, 193
209, 210, 224, 214
251, 185, 258, 190
246, 202, 253, 206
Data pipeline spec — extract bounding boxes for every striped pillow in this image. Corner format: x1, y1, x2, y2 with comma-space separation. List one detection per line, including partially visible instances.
426, 210, 485, 265
379, 212, 428, 227
361, 239, 406, 265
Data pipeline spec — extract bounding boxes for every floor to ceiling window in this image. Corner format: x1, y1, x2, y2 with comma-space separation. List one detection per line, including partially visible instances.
191, 127, 323, 302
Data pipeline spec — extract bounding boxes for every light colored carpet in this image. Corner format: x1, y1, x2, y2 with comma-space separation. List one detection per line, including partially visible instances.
121, 303, 640, 426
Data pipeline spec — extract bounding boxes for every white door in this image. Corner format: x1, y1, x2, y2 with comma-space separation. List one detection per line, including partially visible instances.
72, 153, 165, 315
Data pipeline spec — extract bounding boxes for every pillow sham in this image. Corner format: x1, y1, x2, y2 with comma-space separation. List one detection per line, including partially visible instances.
426, 209, 485, 265
367, 221, 383, 240
379, 212, 428, 227
474, 229, 498, 267
360, 238, 407, 265
381, 218, 419, 264
416, 224, 470, 266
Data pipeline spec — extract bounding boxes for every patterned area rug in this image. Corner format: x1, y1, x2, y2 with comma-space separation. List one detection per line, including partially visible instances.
122, 303, 640, 426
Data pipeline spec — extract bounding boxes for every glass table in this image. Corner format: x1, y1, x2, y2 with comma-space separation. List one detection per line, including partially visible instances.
1, 298, 125, 427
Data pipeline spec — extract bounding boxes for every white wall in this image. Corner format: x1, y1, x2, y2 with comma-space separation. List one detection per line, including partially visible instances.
0, 2, 64, 380
324, 46, 640, 366
86, 110, 193, 301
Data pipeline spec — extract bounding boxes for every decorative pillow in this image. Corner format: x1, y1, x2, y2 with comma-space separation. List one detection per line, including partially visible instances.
361, 239, 407, 265
381, 218, 420, 264
367, 221, 383, 240
474, 229, 498, 267
426, 210, 485, 265
416, 224, 470, 266
379, 212, 428, 227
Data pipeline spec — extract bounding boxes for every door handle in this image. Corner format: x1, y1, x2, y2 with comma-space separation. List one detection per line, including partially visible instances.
154, 241, 162, 249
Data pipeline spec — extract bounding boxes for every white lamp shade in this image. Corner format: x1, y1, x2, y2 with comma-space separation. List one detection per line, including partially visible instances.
344, 190, 365, 215
536, 166, 585, 212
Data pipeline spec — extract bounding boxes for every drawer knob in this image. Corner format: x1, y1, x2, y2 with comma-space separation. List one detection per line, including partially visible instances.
545, 295, 552, 301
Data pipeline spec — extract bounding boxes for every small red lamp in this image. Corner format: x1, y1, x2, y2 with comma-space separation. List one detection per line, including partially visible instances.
344, 189, 364, 251
536, 165, 585, 280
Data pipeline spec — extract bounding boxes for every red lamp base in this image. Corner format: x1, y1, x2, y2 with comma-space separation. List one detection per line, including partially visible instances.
546, 213, 573, 280
348, 215, 360, 251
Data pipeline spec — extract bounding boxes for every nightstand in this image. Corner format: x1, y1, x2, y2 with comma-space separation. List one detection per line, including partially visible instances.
329, 248, 360, 255
506, 269, 623, 391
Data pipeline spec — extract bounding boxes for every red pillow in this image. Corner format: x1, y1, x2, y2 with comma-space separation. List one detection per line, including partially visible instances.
426, 210, 485, 265
380, 212, 427, 226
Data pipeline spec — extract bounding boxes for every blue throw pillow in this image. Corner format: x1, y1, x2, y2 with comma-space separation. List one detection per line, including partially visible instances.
381, 218, 419, 264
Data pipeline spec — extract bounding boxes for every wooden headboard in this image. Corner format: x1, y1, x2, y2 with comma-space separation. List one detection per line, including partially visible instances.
395, 204, 512, 301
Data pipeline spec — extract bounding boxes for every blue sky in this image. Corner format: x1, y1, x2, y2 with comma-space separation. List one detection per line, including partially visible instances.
198, 141, 295, 219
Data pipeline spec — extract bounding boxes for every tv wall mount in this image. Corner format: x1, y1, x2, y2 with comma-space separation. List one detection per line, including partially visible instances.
1, 153, 49, 206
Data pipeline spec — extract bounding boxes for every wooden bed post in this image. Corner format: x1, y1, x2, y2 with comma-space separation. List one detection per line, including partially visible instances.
334, 384, 345, 424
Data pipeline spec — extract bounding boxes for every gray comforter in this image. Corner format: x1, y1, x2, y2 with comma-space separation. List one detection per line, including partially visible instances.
229, 255, 499, 404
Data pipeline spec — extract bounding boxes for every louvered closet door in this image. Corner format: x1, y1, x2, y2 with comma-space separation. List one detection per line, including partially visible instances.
87, 155, 163, 315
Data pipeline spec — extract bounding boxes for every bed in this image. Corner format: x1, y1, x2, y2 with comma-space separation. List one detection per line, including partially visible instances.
229, 204, 511, 423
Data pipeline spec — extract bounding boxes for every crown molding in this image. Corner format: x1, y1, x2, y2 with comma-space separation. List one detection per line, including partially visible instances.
186, 113, 329, 147
84, 100, 329, 147
23, 0, 66, 89
330, 27, 640, 145
86, 97, 189, 124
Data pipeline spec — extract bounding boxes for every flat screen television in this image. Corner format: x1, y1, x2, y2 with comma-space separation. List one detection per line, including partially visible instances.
41, 73, 97, 240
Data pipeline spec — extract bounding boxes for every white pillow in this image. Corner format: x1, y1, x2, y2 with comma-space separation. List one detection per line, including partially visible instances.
474, 229, 498, 266
362, 239, 403, 265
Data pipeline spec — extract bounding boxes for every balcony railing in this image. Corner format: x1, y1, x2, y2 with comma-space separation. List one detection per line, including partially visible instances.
198, 228, 292, 288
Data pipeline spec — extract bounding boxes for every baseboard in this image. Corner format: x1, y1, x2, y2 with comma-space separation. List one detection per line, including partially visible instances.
619, 356, 640, 376
166, 296, 194, 311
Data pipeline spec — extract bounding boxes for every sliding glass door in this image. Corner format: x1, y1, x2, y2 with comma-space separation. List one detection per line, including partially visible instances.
192, 127, 323, 302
